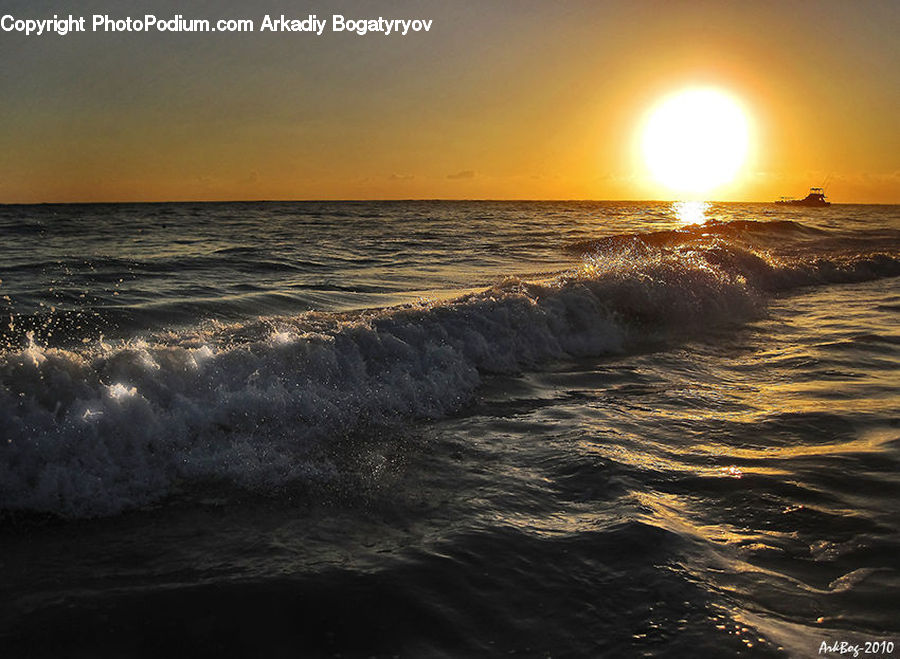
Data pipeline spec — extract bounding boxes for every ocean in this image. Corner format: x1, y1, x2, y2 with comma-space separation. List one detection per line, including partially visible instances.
1, 201, 898, 657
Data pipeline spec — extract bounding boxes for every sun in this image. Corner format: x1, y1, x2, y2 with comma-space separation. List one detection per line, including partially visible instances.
642, 88, 750, 197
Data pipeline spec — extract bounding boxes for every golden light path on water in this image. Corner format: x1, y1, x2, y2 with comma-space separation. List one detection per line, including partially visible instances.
674, 200, 710, 225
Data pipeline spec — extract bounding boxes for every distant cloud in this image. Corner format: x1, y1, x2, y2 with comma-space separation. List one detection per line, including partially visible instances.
447, 170, 475, 180
388, 173, 415, 181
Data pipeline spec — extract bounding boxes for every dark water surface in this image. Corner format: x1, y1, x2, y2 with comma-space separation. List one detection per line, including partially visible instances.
1, 201, 898, 656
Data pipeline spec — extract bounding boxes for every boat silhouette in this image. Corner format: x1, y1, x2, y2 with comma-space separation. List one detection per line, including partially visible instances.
775, 187, 831, 207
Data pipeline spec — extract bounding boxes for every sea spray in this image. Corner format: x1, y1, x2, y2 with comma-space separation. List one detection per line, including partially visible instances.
2, 208, 899, 517
1, 239, 871, 517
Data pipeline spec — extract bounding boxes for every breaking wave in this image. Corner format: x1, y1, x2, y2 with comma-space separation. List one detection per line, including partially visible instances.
2, 222, 899, 516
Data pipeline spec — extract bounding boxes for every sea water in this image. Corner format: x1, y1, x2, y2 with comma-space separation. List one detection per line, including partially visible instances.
1, 201, 898, 656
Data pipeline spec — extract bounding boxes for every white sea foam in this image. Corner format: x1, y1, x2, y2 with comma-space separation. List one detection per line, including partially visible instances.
0, 240, 897, 516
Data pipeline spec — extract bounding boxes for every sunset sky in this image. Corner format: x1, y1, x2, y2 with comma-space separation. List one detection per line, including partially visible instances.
1, 0, 898, 203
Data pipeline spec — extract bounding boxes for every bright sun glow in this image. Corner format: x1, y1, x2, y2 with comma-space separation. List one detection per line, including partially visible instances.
642, 88, 750, 196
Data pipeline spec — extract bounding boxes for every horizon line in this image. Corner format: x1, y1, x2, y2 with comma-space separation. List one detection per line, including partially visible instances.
1, 197, 894, 206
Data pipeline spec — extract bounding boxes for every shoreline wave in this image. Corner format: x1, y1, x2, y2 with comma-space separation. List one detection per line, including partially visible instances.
2, 219, 899, 517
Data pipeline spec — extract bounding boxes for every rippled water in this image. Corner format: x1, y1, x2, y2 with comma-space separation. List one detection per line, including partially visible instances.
1, 201, 898, 656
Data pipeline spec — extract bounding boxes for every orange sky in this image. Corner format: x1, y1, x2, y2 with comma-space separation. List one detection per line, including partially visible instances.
1, 0, 898, 203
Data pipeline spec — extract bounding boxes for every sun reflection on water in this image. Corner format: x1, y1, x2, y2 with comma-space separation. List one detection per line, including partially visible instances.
674, 200, 710, 226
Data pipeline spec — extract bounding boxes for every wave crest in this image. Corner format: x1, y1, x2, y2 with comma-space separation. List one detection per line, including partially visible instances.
1, 231, 898, 516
